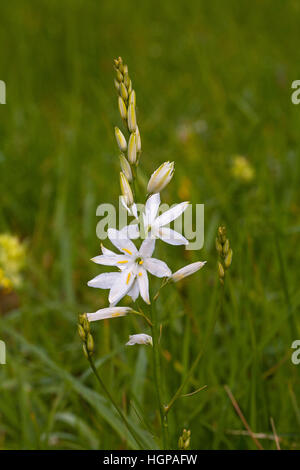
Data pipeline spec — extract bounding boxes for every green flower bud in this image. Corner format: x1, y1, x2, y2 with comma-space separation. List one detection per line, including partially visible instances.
87, 333, 94, 354
78, 324, 86, 341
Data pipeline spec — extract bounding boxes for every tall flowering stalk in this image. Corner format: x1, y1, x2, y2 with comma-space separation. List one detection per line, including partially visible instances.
79, 57, 206, 450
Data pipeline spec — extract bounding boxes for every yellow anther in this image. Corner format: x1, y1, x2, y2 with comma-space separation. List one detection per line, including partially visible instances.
126, 272, 131, 284
112, 312, 120, 317
118, 260, 128, 264
138, 260, 144, 265
123, 248, 132, 255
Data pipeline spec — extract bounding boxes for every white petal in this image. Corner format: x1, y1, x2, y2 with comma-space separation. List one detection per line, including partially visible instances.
120, 223, 140, 239
155, 201, 189, 227
87, 307, 132, 322
88, 272, 120, 289
108, 267, 136, 305
127, 280, 140, 302
157, 227, 189, 246
172, 261, 207, 282
91, 254, 128, 266
108, 228, 138, 256
101, 244, 117, 257
126, 334, 153, 346
143, 258, 172, 278
137, 268, 150, 304
139, 237, 156, 258
145, 193, 161, 226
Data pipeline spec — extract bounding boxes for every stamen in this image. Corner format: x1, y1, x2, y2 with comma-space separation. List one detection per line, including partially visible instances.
112, 312, 120, 317
139, 260, 144, 265
118, 260, 128, 264
138, 272, 142, 276
123, 248, 132, 255
126, 272, 131, 284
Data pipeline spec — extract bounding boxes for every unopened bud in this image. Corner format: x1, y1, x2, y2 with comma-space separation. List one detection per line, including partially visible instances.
218, 261, 225, 279
223, 239, 229, 256
136, 126, 141, 153
120, 172, 134, 207
82, 343, 89, 359
87, 333, 94, 354
115, 127, 127, 152
215, 238, 223, 254
114, 79, 120, 92
116, 70, 123, 83
78, 324, 86, 341
119, 154, 132, 181
224, 248, 233, 268
124, 73, 130, 89
119, 82, 128, 101
129, 90, 136, 106
128, 133, 137, 164
118, 96, 127, 120
127, 104, 137, 132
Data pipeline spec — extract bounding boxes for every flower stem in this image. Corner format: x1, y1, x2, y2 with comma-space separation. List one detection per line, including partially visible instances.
87, 352, 144, 449
150, 300, 169, 449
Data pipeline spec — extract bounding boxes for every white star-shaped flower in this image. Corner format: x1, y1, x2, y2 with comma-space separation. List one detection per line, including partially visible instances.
88, 228, 171, 305
143, 193, 189, 245
121, 193, 189, 246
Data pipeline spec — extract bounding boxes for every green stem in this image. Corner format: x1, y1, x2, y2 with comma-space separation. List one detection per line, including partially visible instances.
87, 353, 144, 449
165, 283, 224, 414
150, 301, 169, 449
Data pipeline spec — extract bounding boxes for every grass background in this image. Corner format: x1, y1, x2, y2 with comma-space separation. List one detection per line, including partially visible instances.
0, 0, 300, 449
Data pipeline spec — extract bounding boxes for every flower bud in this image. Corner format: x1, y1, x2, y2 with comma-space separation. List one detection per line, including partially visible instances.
223, 239, 229, 256
218, 261, 225, 279
115, 127, 127, 152
114, 79, 120, 92
136, 126, 141, 153
127, 104, 137, 132
82, 343, 89, 359
116, 70, 123, 83
128, 132, 137, 164
118, 96, 127, 120
120, 172, 134, 207
119, 154, 132, 181
147, 161, 174, 194
78, 324, 86, 341
224, 248, 233, 268
129, 90, 136, 106
124, 73, 130, 89
87, 333, 94, 354
119, 82, 128, 101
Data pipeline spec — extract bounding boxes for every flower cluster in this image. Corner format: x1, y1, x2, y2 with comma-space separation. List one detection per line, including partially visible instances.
0, 234, 26, 293
85, 57, 206, 347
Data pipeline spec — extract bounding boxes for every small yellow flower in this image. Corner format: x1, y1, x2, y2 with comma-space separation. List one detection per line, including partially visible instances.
231, 156, 255, 182
0, 234, 26, 292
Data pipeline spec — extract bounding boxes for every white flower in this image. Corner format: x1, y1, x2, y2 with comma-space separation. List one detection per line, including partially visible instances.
172, 261, 206, 282
126, 333, 153, 346
143, 193, 189, 245
147, 161, 174, 194
89, 228, 171, 305
87, 306, 133, 322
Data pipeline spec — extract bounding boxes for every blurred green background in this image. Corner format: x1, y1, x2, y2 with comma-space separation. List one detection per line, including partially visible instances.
0, 0, 300, 450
